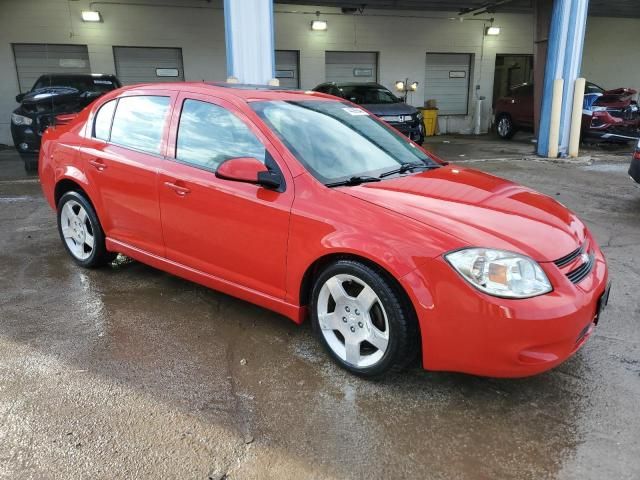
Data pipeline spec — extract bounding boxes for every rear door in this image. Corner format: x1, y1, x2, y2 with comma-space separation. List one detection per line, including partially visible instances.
80, 91, 176, 256
158, 93, 294, 298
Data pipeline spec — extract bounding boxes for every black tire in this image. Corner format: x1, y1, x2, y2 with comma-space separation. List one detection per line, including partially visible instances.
56, 191, 116, 268
496, 114, 516, 140
310, 259, 419, 378
23, 157, 38, 173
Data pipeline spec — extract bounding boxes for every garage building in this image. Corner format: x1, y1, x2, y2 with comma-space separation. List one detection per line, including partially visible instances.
0, 0, 639, 147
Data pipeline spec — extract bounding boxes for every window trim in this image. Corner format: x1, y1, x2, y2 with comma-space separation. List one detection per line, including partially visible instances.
169, 96, 287, 191
92, 98, 118, 141
95, 94, 172, 157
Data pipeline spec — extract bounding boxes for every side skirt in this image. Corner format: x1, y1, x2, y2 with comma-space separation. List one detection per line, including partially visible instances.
106, 238, 305, 324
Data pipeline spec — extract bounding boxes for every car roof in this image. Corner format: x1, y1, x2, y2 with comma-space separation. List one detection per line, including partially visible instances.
117, 82, 338, 102
326, 82, 383, 88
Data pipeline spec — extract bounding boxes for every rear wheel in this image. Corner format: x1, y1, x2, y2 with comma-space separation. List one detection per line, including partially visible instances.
310, 259, 419, 377
57, 191, 115, 268
496, 114, 516, 139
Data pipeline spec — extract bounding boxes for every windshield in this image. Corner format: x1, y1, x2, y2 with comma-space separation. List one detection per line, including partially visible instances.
251, 100, 436, 184
33, 76, 119, 93
338, 86, 399, 105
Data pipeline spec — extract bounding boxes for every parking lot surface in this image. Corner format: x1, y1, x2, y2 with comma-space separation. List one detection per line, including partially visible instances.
0, 142, 638, 479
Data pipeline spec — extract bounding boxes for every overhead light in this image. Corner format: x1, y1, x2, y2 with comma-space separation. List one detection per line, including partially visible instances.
311, 11, 327, 31
81, 10, 102, 22
395, 81, 405, 92
485, 26, 501, 35
311, 19, 327, 31
410, 81, 418, 91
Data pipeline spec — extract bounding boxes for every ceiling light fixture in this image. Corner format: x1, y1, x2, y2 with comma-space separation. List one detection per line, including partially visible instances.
485, 25, 501, 35
81, 10, 102, 22
311, 11, 327, 31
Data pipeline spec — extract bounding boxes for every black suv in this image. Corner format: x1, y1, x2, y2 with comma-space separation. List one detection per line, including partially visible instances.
11, 73, 121, 171
313, 82, 424, 144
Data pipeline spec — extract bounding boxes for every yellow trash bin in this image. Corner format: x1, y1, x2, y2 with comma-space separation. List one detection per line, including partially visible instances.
420, 108, 438, 136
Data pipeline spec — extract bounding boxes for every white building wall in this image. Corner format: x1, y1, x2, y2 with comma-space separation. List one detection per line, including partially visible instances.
582, 16, 640, 93
3, 1, 633, 146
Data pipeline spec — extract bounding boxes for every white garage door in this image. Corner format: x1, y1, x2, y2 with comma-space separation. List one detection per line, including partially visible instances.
12, 43, 91, 92
425, 53, 472, 115
325, 51, 378, 83
114, 47, 184, 85
275, 50, 299, 88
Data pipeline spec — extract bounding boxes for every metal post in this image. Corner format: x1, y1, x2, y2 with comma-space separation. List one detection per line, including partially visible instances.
223, 0, 275, 85
558, 0, 589, 155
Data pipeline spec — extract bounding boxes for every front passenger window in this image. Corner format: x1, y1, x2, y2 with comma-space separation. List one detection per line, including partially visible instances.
176, 99, 265, 171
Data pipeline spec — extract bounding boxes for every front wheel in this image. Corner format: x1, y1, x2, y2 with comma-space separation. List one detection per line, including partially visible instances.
57, 191, 115, 268
311, 259, 419, 377
496, 114, 516, 139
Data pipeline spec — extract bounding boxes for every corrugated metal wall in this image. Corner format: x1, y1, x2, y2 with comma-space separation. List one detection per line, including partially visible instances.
113, 46, 184, 85
424, 53, 472, 115
12, 44, 90, 92
275, 50, 299, 88
325, 51, 378, 83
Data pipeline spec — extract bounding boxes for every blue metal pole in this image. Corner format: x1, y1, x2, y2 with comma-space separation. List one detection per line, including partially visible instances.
223, 0, 275, 84
538, 0, 572, 157
558, 0, 589, 155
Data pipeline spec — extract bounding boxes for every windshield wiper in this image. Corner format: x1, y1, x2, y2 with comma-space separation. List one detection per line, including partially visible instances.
378, 162, 440, 178
325, 176, 382, 188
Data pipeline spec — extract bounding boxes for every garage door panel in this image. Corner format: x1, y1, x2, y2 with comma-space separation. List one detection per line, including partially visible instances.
114, 46, 184, 85
275, 50, 299, 89
12, 44, 90, 92
425, 53, 472, 115
325, 51, 377, 83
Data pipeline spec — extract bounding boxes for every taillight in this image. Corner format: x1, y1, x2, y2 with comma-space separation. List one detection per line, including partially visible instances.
634, 150, 640, 161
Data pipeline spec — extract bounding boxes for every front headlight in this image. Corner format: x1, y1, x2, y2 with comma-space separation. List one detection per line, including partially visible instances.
11, 113, 33, 126
445, 248, 552, 298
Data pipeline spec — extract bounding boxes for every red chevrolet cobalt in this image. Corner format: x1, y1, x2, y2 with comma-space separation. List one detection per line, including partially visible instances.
39, 83, 610, 378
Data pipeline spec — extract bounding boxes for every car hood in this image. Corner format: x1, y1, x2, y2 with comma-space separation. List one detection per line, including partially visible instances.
19, 87, 103, 115
342, 165, 586, 262
360, 102, 418, 117
594, 88, 638, 108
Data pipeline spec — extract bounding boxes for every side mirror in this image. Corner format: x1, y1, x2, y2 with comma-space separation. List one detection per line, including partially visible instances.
15, 93, 25, 103
216, 157, 282, 190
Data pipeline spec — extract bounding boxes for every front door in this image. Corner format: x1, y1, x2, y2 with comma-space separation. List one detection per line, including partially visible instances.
157, 93, 293, 299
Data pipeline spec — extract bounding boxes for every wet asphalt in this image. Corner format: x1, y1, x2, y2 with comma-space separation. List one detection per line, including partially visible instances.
0, 136, 638, 479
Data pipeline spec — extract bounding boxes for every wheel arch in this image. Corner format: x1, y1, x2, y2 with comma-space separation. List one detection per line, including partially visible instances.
299, 252, 421, 327
299, 252, 423, 365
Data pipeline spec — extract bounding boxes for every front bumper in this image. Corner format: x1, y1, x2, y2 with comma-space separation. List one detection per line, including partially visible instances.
10, 122, 40, 157
402, 237, 609, 377
389, 121, 424, 142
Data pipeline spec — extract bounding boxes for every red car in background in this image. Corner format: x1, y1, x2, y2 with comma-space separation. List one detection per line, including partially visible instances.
495, 82, 640, 141
39, 83, 609, 378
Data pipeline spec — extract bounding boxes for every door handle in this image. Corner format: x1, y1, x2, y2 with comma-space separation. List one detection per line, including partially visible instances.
88, 159, 107, 171
164, 181, 191, 196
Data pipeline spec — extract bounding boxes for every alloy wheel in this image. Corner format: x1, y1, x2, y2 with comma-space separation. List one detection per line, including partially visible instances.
60, 199, 95, 261
317, 274, 390, 368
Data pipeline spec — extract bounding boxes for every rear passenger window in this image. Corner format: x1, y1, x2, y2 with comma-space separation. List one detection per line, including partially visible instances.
110, 96, 171, 155
176, 99, 265, 171
93, 100, 116, 140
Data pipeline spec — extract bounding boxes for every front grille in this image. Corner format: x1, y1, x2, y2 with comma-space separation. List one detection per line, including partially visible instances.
553, 245, 584, 268
566, 253, 595, 284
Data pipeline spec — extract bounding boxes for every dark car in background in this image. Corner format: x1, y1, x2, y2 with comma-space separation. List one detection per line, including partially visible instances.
629, 139, 640, 186
494, 81, 640, 142
11, 73, 121, 171
313, 82, 425, 144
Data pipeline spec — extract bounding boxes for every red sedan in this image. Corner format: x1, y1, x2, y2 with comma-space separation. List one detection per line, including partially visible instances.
39, 83, 610, 378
